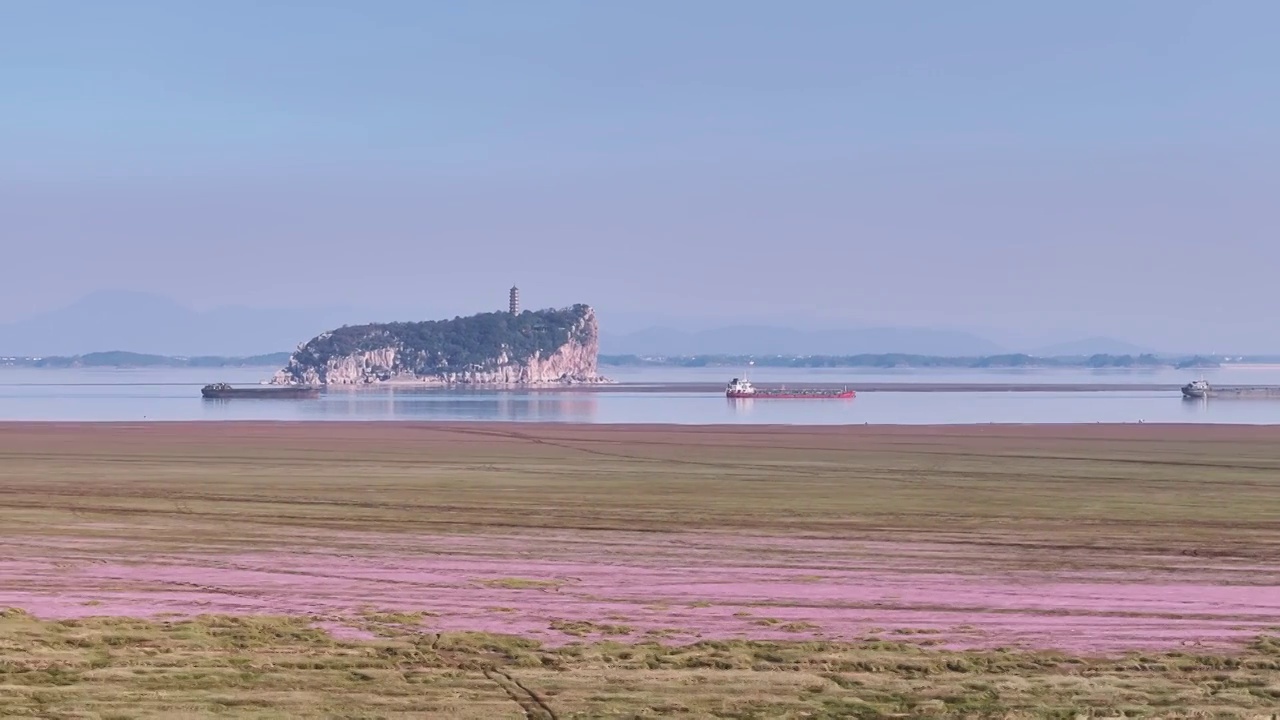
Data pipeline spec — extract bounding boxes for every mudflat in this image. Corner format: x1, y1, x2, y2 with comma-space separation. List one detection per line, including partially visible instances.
2, 422, 1279, 718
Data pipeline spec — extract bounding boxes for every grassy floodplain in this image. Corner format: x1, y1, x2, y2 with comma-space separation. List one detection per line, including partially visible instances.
2, 421, 1280, 718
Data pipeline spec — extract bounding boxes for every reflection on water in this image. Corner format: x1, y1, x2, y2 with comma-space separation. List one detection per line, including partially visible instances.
5, 367, 1280, 424
300, 389, 601, 423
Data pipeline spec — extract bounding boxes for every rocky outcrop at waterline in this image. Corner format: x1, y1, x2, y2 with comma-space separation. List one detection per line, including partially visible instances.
270, 304, 610, 386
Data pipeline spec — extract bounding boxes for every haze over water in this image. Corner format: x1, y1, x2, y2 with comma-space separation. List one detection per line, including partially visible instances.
5, 366, 1280, 425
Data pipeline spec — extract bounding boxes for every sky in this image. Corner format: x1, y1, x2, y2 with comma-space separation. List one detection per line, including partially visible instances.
3, 1, 1278, 349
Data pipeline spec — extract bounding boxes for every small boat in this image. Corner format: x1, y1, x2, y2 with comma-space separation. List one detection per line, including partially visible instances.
725, 377, 855, 399
201, 382, 321, 399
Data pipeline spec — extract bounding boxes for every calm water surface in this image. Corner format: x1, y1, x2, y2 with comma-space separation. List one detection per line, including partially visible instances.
3, 366, 1280, 424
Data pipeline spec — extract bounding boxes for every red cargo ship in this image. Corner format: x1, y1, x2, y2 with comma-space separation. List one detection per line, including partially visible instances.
725, 377, 855, 399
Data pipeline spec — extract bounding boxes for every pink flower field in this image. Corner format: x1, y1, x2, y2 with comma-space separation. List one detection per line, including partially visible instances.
4, 529, 1277, 654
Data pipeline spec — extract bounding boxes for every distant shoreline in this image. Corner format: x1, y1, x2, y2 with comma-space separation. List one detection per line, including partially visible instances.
0, 350, 1244, 371
12, 350, 1280, 373
599, 352, 1229, 371
0, 351, 291, 370
251, 381, 1191, 394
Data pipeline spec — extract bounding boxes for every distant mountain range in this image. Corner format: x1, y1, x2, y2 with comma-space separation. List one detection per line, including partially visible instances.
0, 291, 371, 357
1, 290, 1166, 359
599, 325, 1005, 356
1, 351, 291, 369
598, 326, 1157, 358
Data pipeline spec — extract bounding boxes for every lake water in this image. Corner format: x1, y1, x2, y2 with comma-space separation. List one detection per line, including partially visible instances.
5, 365, 1280, 424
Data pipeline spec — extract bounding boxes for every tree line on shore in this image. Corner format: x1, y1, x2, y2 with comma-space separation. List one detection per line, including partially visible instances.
599, 353, 1227, 369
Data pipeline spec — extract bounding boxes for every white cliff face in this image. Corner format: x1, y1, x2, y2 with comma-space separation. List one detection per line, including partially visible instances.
272, 346, 401, 386
271, 306, 609, 386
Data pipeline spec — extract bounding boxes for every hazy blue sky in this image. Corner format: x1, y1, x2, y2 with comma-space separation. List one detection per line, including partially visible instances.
3, 1, 1277, 347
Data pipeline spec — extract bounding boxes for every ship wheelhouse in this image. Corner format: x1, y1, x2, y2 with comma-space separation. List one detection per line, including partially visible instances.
1181, 379, 1210, 398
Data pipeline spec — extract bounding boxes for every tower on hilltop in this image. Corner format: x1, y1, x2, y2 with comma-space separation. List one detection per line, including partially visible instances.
509, 285, 519, 315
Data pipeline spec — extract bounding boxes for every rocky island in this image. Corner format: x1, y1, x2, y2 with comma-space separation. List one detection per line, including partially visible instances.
270, 304, 609, 386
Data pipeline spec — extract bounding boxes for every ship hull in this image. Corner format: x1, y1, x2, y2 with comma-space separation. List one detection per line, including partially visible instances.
726, 390, 855, 399
1182, 386, 1280, 399
201, 386, 321, 399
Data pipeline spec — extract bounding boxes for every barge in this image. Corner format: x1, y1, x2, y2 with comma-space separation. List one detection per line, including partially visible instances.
1180, 379, 1280, 399
201, 382, 321, 399
725, 377, 855, 399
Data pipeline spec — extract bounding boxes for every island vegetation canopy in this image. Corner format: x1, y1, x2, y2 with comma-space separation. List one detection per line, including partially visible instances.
289, 304, 594, 374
